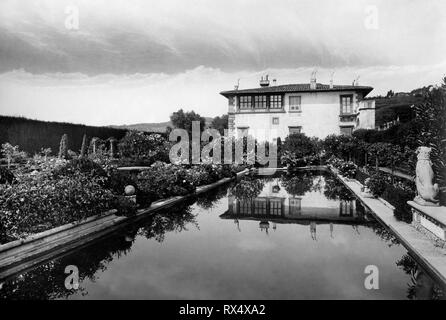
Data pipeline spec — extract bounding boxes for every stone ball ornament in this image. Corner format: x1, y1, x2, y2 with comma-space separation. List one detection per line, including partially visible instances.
124, 185, 136, 196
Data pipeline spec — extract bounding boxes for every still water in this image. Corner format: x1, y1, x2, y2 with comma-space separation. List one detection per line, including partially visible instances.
0, 171, 443, 299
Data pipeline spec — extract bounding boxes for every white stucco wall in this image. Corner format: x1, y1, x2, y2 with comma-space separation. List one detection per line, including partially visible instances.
232, 91, 364, 140
356, 100, 376, 130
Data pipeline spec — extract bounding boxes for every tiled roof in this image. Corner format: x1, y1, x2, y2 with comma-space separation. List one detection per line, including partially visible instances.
220, 83, 373, 97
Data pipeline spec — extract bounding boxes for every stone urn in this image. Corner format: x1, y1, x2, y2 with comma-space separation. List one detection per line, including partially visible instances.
414, 147, 439, 206
124, 185, 137, 203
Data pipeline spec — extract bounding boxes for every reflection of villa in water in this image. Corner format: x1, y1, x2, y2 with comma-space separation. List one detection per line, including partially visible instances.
221, 178, 370, 238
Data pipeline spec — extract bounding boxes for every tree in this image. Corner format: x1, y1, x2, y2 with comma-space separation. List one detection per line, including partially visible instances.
412, 78, 446, 191
58, 134, 69, 159
1, 143, 26, 169
322, 134, 358, 160
79, 134, 88, 158
118, 131, 170, 166
170, 109, 206, 134
368, 142, 392, 171
282, 133, 318, 159
210, 114, 228, 135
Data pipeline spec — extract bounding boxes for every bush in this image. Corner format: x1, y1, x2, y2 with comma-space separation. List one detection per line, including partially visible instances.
106, 169, 139, 195
0, 172, 115, 240
188, 165, 216, 186
281, 151, 321, 169
0, 167, 15, 184
338, 161, 358, 179
366, 173, 388, 196
230, 175, 264, 200
53, 158, 107, 179
113, 196, 138, 217
136, 162, 195, 201
282, 133, 319, 158
118, 131, 170, 166
327, 156, 343, 169
280, 172, 314, 196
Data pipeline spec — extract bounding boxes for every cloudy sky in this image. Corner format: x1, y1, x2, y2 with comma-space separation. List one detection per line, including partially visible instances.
0, 0, 445, 125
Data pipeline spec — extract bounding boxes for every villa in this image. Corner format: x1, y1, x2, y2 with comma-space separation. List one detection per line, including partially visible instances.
220, 75, 376, 140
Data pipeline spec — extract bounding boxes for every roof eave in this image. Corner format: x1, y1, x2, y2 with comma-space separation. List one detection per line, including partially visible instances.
220, 87, 374, 98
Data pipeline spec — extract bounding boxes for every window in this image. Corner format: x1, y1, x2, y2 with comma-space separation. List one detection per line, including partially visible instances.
239, 200, 252, 215
270, 199, 282, 215
340, 126, 353, 136
239, 96, 252, 109
254, 95, 267, 109
289, 126, 302, 135
340, 95, 353, 114
272, 117, 279, 125
340, 200, 354, 216
270, 95, 282, 109
254, 199, 267, 215
289, 198, 302, 215
289, 96, 301, 112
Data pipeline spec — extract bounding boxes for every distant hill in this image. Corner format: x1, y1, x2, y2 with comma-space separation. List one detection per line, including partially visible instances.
111, 121, 172, 133
367, 91, 426, 126
111, 117, 214, 133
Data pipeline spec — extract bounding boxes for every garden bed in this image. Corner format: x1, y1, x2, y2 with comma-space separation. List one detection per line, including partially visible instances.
0, 169, 249, 279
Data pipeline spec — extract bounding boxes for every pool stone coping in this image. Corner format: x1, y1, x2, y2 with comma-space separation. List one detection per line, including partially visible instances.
0, 168, 250, 279
330, 166, 446, 286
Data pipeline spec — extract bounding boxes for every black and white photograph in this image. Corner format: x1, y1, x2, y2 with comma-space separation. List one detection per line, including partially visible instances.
0, 0, 445, 305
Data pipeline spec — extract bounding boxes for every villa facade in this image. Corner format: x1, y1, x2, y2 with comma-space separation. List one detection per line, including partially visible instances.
220, 76, 376, 140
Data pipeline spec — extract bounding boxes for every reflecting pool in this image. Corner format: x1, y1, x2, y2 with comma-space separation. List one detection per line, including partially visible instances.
0, 171, 444, 300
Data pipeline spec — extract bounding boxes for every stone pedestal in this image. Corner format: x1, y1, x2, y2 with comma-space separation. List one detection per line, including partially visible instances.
125, 195, 137, 203
408, 201, 446, 245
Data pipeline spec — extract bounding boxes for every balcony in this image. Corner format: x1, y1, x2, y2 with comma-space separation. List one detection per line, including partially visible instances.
339, 114, 357, 123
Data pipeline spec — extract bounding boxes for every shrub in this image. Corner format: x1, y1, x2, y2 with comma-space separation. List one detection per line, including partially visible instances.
280, 172, 314, 196
338, 161, 358, 179
0, 172, 115, 240
1, 143, 27, 169
188, 165, 213, 186
79, 134, 88, 158
58, 134, 69, 159
327, 156, 343, 169
230, 175, 264, 200
281, 151, 307, 168
366, 173, 388, 196
113, 196, 138, 217
281, 150, 321, 168
52, 158, 107, 179
412, 80, 446, 194
0, 167, 15, 184
282, 133, 319, 158
106, 169, 139, 195
118, 131, 170, 166
136, 162, 195, 201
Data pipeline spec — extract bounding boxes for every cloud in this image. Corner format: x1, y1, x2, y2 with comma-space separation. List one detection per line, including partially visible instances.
0, 0, 445, 74
0, 63, 444, 126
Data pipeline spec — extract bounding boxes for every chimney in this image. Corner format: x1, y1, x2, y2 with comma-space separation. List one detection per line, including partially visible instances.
310, 70, 317, 90
329, 71, 334, 89
234, 79, 240, 90
260, 74, 270, 87
272, 79, 277, 86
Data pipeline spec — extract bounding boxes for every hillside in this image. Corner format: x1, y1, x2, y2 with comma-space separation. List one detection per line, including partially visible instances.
111, 117, 214, 132
369, 93, 425, 126
0, 116, 128, 155
111, 121, 172, 133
